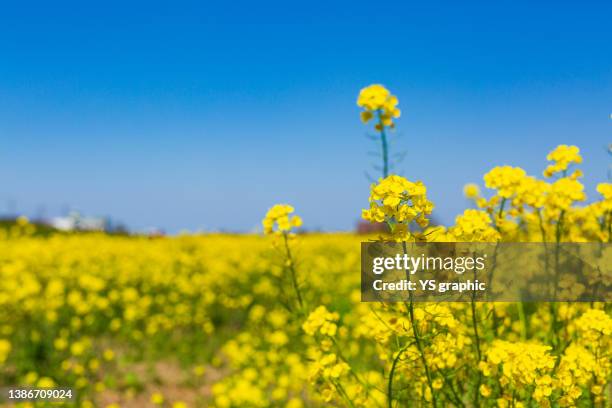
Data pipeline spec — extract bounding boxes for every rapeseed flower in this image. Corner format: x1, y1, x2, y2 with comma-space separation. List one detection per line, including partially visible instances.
357, 84, 401, 130
544, 144, 582, 177
362, 174, 434, 240
262, 204, 302, 235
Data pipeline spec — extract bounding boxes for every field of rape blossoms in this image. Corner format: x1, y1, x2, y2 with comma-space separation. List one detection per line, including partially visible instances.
1, 85, 611, 408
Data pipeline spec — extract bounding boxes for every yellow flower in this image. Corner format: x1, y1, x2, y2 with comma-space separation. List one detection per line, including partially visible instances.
36, 377, 56, 388
449, 209, 500, 242
362, 174, 434, 240
262, 204, 302, 235
302, 306, 339, 337
54, 337, 68, 351
479, 384, 492, 397
286, 398, 303, 408
102, 348, 115, 361
484, 166, 526, 199
484, 340, 555, 397
598, 182, 612, 200
543, 144, 582, 177
463, 183, 480, 199
192, 365, 206, 377
513, 176, 550, 209
23, 372, 38, 385
150, 392, 164, 405
0, 339, 11, 364
597, 183, 612, 211
70, 341, 87, 356
357, 84, 401, 129
546, 177, 586, 212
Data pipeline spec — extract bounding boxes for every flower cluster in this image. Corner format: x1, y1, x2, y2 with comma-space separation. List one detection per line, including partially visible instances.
362, 174, 434, 240
448, 209, 500, 242
546, 177, 586, 212
597, 182, 612, 211
480, 340, 556, 403
302, 306, 339, 337
357, 84, 401, 130
512, 175, 550, 210
544, 144, 583, 178
262, 204, 302, 235
483, 166, 526, 199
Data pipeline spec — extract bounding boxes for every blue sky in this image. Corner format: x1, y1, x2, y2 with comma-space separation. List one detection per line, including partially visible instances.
1, 1, 611, 232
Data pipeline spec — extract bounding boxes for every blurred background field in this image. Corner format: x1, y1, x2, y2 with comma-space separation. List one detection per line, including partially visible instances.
0, 226, 364, 407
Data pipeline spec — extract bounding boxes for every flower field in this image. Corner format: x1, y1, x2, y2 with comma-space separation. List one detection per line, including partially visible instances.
0, 86, 611, 407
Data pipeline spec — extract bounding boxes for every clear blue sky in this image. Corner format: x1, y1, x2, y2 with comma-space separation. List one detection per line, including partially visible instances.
1, 1, 611, 232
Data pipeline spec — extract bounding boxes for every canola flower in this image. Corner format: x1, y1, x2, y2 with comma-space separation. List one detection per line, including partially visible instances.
357, 84, 401, 177
362, 174, 434, 241
262, 204, 302, 235
357, 84, 401, 131
448, 209, 500, 242
263, 203, 304, 311
543, 144, 583, 178
463, 183, 480, 200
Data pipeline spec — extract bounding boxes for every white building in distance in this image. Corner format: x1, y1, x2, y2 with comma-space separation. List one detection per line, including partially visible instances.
50, 211, 107, 232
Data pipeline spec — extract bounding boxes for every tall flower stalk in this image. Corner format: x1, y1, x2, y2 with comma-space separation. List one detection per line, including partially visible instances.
448, 209, 500, 405
262, 204, 304, 312
362, 175, 436, 405
357, 84, 401, 178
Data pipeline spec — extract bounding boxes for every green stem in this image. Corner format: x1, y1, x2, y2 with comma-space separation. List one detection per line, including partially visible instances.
608, 211, 612, 242
497, 197, 507, 224
470, 280, 483, 406
555, 210, 565, 244
402, 242, 437, 407
444, 375, 466, 408
331, 337, 366, 387
388, 343, 410, 408
517, 302, 527, 340
408, 299, 437, 407
550, 210, 565, 348
283, 232, 303, 311
378, 111, 389, 178
471, 297, 482, 361
334, 380, 356, 408
537, 209, 547, 242
538, 209, 552, 298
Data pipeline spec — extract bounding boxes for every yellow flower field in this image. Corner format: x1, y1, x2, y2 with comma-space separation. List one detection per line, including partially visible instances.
0, 85, 611, 407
